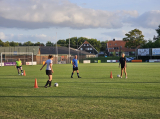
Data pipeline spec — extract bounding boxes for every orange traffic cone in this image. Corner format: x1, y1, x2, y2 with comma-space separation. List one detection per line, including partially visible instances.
23, 70, 26, 76
34, 78, 39, 88
110, 71, 113, 78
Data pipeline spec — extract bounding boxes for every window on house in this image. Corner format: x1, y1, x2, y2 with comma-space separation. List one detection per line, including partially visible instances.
114, 47, 119, 49
84, 44, 86, 46
115, 44, 117, 45
90, 48, 92, 50
87, 44, 89, 46
80, 48, 83, 50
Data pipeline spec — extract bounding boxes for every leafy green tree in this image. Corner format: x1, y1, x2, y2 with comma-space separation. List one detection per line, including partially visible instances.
23, 41, 34, 46
154, 38, 160, 48
156, 25, 160, 39
19, 43, 23, 46
0, 39, 3, 46
100, 40, 108, 51
142, 40, 154, 48
66, 37, 78, 48
3, 41, 10, 47
46, 41, 54, 46
9, 41, 19, 46
57, 39, 66, 47
87, 38, 101, 52
123, 29, 146, 48
34, 42, 42, 46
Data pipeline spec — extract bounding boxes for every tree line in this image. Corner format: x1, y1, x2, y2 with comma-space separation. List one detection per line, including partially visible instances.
0, 24, 160, 52
0, 37, 107, 52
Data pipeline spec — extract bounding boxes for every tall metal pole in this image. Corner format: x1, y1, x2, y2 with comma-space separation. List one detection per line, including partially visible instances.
1, 53, 2, 67
32, 53, 33, 66
69, 33, 70, 64
56, 32, 58, 64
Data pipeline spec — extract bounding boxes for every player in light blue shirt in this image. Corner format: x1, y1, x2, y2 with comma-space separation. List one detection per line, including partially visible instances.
71, 55, 81, 78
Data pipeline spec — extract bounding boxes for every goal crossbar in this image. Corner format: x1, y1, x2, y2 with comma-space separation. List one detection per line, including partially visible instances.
1, 52, 33, 67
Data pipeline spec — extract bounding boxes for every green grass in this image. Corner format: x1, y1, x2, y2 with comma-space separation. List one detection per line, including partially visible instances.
0, 63, 160, 119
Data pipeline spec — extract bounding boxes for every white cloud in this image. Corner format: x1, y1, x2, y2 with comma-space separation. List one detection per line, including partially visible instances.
0, 0, 139, 29
0, 32, 55, 43
125, 10, 160, 29
0, 32, 6, 39
102, 30, 127, 39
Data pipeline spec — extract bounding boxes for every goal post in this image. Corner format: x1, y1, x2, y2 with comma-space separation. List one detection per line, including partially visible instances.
1, 52, 33, 67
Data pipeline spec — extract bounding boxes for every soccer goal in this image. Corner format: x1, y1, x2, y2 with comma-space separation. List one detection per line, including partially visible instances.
1, 52, 33, 67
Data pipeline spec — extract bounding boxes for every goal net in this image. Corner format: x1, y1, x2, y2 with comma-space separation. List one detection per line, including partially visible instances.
1, 52, 33, 66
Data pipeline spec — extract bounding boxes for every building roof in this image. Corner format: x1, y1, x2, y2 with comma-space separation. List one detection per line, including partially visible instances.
107, 40, 136, 52
78, 41, 99, 53
0, 46, 39, 55
40, 46, 95, 55
83, 41, 90, 44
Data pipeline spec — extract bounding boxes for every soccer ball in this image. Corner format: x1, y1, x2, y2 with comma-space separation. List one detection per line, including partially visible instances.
117, 75, 120, 77
54, 83, 58, 87
21, 73, 23, 75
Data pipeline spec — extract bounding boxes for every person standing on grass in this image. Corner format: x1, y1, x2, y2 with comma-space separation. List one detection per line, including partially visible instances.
15, 58, 23, 75
71, 55, 81, 78
119, 53, 127, 78
40, 55, 54, 88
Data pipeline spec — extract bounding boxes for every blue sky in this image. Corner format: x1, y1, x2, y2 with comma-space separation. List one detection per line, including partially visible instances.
0, 0, 160, 44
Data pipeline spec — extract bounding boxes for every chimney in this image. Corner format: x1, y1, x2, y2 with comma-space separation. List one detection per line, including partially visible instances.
113, 39, 115, 41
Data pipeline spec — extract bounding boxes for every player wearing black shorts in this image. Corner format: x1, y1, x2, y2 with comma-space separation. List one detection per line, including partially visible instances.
15, 58, 23, 75
119, 53, 127, 78
71, 55, 81, 78
40, 55, 54, 88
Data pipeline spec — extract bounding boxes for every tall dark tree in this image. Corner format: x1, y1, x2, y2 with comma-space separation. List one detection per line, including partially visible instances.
156, 25, 160, 39
100, 40, 108, 51
123, 29, 146, 48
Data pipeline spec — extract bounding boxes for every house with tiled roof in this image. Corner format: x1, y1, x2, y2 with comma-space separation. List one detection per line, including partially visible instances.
106, 39, 136, 56
78, 41, 99, 54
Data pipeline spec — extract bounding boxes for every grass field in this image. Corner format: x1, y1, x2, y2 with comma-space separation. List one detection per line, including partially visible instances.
0, 63, 160, 119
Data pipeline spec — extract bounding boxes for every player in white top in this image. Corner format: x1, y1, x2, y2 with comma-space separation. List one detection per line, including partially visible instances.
40, 55, 54, 88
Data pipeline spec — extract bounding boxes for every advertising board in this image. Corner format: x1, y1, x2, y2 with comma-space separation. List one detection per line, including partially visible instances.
138, 49, 149, 56
152, 48, 160, 56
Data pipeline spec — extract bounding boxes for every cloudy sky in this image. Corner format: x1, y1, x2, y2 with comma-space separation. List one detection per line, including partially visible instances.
0, 0, 160, 43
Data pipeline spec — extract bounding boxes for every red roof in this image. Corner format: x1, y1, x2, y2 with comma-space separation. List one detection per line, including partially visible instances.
107, 40, 136, 52
83, 41, 90, 44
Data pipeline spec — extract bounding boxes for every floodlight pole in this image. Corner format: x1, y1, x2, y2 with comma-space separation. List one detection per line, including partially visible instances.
1, 53, 2, 67
32, 53, 33, 66
56, 32, 58, 64
69, 33, 70, 64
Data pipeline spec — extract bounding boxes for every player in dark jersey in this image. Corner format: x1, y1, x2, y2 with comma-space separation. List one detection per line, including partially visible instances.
119, 53, 127, 78
71, 55, 81, 78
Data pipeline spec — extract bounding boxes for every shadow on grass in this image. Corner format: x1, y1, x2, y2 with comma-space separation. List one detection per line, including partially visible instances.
0, 95, 159, 99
